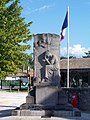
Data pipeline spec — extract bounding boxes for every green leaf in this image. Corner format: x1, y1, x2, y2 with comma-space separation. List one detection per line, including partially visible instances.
0, 0, 33, 79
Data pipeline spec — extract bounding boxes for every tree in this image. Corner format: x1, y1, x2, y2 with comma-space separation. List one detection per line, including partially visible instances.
60, 56, 67, 60
60, 56, 76, 60
28, 53, 34, 69
83, 51, 90, 58
0, 0, 32, 79
24, 53, 34, 70
69, 56, 76, 59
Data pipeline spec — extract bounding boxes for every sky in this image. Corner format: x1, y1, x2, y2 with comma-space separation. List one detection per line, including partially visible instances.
20, 0, 90, 58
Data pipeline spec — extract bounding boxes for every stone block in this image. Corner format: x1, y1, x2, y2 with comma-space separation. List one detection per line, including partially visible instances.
58, 90, 68, 105
53, 110, 73, 117
36, 86, 58, 106
12, 110, 20, 116
26, 95, 34, 104
20, 110, 48, 116
73, 108, 81, 116
34, 33, 60, 86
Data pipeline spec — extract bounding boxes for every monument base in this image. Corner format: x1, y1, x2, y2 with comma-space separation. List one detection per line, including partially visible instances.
12, 108, 81, 117
12, 86, 81, 117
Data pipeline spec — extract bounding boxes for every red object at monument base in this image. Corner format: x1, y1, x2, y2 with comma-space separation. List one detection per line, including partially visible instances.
72, 95, 78, 108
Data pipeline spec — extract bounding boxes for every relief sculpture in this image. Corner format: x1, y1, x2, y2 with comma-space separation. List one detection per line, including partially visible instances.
34, 34, 60, 86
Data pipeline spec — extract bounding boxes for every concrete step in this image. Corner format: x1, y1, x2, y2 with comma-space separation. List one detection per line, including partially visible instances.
12, 109, 81, 117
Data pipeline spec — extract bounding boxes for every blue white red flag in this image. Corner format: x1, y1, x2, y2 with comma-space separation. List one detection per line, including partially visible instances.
60, 11, 68, 41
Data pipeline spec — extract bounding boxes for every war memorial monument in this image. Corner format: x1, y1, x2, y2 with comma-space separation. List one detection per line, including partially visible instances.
12, 33, 81, 117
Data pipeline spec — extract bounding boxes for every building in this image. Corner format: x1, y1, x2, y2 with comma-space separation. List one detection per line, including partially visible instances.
60, 58, 90, 87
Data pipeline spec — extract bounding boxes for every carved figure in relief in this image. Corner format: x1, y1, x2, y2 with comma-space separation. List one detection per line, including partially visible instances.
43, 50, 60, 81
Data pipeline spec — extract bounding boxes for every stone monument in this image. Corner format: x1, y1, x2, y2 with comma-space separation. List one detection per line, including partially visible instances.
34, 33, 60, 86
33, 33, 61, 107
12, 33, 81, 117
25, 33, 72, 112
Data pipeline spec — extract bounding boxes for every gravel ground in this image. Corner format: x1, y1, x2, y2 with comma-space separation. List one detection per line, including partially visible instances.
0, 90, 90, 120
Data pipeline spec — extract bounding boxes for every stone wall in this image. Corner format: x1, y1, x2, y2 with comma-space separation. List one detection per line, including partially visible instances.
62, 88, 90, 111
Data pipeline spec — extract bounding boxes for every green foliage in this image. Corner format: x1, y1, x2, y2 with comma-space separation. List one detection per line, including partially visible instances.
28, 53, 34, 69
60, 56, 67, 60
24, 53, 34, 70
0, 0, 32, 79
83, 51, 90, 58
60, 56, 76, 60
69, 56, 76, 59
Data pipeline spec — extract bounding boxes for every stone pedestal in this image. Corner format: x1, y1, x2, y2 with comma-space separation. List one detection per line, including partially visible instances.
25, 86, 73, 111
36, 86, 58, 106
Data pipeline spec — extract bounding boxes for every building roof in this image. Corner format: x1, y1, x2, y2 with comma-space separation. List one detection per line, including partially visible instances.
16, 70, 28, 77
16, 69, 33, 77
60, 58, 90, 69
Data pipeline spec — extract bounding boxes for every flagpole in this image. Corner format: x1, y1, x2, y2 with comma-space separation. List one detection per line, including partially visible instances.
67, 6, 69, 88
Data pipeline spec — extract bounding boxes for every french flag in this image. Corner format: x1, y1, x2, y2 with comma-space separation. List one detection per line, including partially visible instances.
60, 11, 68, 41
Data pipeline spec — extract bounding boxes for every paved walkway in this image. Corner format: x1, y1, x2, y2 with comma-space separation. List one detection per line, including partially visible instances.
0, 90, 27, 118
0, 90, 90, 120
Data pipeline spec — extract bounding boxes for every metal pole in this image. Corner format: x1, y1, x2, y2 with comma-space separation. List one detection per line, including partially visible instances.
67, 6, 70, 88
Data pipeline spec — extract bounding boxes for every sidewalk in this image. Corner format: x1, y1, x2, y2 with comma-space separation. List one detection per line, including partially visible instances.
0, 90, 90, 120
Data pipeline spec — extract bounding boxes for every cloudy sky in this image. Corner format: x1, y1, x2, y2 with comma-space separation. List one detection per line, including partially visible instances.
20, 0, 90, 58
